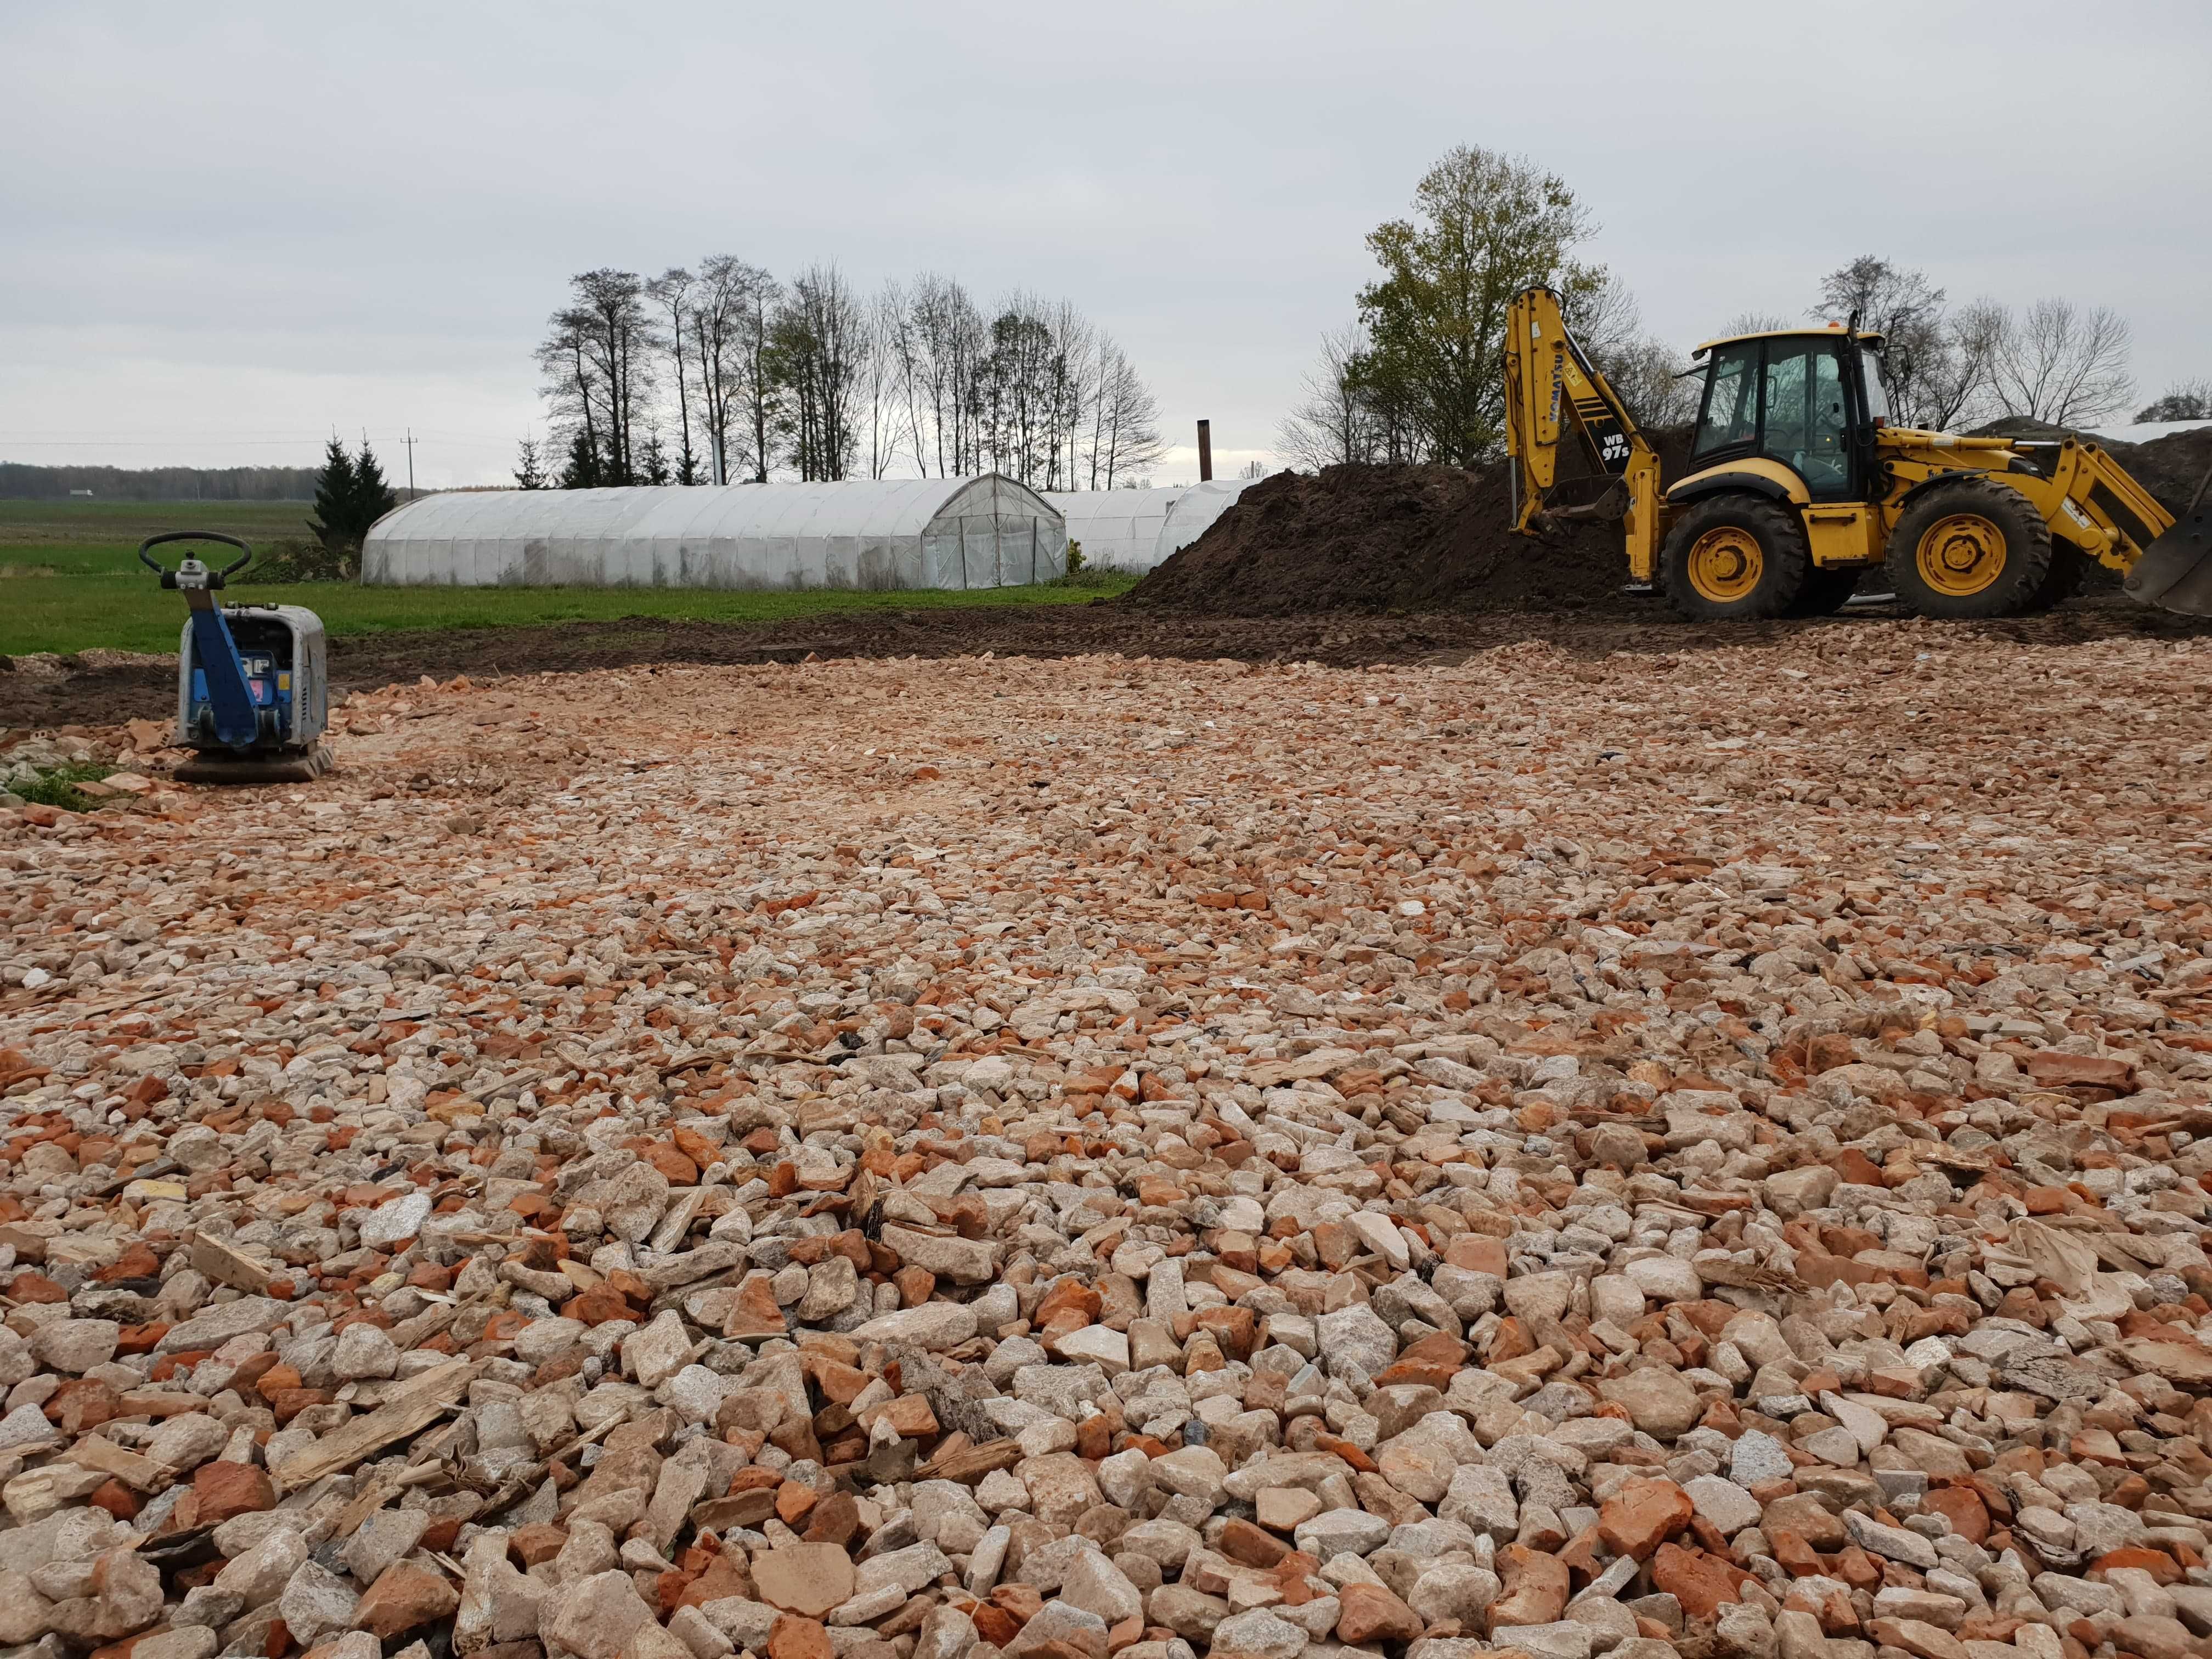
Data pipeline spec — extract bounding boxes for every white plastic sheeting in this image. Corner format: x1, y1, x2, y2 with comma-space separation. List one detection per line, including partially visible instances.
1158, 480, 1256, 564
1043, 478, 1259, 573
1044, 488, 1181, 573
362, 475, 1065, 590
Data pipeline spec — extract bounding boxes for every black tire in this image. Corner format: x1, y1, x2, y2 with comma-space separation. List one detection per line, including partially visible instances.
2029, 546, 2090, 611
1785, 566, 1861, 617
1886, 476, 2053, 619
1660, 495, 1812, 621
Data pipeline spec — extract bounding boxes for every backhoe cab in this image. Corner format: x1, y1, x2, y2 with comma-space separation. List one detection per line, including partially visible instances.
1503, 286, 2187, 620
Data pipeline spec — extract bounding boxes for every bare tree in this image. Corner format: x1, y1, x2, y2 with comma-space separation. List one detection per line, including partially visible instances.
690, 258, 743, 484
1815, 258, 1940, 411
538, 256, 1154, 489
688, 256, 784, 483
1559, 274, 1642, 361
1930, 298, 2008, 431
1987, 298, 2135, 427
1719, 311, 1795, 337
1812, 257, 1997, 430
534, 307, 605, 486
1277, 325, 1380, 470
1085, 343, 1164, 488
1568, 277, 1699, 431
1043, 299, 1097, 491
891, 274, 986, 477
645, 268, 700, 484
771, 265, 870, 481
732, 270, 784, 482
1596, 337, 1700, 430
564, 269, 651, 485
861, 284, 911, 480
975, 293, 1068, 487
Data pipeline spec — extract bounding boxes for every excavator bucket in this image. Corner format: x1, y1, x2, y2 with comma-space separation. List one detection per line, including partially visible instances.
2123, 463, 2212, 616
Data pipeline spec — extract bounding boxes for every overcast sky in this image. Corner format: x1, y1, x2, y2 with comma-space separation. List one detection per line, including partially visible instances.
5, 1, 2208, 488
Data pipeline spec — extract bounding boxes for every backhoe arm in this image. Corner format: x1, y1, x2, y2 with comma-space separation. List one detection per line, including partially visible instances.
1503, 286, 1667, 579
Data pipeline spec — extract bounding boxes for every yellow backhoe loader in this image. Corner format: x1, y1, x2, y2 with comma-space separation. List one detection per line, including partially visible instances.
1502, 285, 2204, 620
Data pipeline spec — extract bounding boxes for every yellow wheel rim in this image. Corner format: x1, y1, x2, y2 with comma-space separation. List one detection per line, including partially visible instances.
1916, 512, 2006, 597
1687, 527, 1763, 603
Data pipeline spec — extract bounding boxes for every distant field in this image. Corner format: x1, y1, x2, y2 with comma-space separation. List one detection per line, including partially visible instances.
0, 499, 315, 578
0, 500, 1137, 656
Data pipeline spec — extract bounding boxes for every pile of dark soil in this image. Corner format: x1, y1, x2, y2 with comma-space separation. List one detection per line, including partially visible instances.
2108, 426, 2212, 515
1127, 460, 1637, 617
1139, 424, 2212, 619
1970, 417, 2212, 513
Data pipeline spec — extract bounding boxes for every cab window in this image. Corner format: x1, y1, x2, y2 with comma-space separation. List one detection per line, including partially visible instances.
1861, 348, 1892, 424
1762, 341, 1850, 498
1692, 343, 1758, 458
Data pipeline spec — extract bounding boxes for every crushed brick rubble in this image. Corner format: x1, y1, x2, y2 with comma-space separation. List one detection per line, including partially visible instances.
7, 623, 2212, 1659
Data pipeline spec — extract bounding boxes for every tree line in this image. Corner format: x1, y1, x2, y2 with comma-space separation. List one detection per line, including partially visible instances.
527, 264, 1165, 493
0, 463, 321, 501
1278, 145, 2200, 471
1739, 257, 2151, 433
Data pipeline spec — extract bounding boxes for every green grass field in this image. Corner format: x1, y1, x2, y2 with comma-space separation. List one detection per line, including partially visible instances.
0, 500, 1136, 656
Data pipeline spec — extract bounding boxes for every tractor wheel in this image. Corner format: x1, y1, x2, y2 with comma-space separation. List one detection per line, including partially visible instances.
1786, 566, 1861, 617
1660, 495, 1811, 621
1886, 477, 2052, 618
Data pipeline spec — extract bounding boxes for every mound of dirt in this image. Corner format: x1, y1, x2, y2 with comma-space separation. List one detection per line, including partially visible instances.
1970, 417, 2212, 513
1140, 424, 2212, 619
1128, 460, 1637, 617
2111, 426, 2212, 514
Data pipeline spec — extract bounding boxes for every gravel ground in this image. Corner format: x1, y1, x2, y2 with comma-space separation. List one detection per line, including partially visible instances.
4, 622, 2212, 1659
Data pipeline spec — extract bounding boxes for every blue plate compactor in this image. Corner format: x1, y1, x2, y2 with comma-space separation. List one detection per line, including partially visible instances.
141, 531, 334, 784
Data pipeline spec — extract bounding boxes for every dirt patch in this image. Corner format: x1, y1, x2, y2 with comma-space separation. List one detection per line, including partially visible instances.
8, 595, 2209, 734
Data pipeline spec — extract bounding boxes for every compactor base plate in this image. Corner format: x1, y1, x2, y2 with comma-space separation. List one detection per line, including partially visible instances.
174, 742, 336, 786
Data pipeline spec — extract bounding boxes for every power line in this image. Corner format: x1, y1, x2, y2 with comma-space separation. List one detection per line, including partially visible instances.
0, 436, 515, 449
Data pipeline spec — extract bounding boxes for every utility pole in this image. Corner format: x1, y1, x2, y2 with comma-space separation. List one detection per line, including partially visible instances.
1196, 419, 1212, 483
404, 430, 416, 500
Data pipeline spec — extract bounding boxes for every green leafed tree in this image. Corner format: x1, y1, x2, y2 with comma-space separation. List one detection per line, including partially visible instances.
1357, 146, 1605, 466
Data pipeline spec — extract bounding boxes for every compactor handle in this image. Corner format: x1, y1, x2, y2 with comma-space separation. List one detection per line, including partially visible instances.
138, 531, 253, 581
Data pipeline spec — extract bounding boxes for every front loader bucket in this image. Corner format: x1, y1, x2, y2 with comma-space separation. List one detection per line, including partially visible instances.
2124, 501, 2212, 616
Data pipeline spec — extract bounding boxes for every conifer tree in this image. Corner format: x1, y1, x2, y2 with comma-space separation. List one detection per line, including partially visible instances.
309, 437, 399, 550
308, 436, 358, 551
351, 441, 399, 532
558, 428, 603, 489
